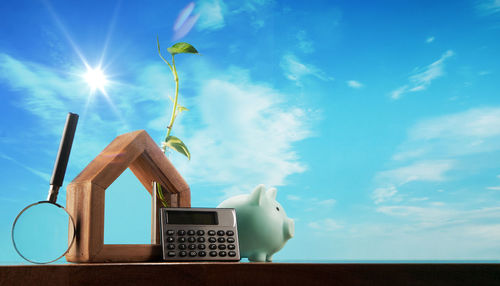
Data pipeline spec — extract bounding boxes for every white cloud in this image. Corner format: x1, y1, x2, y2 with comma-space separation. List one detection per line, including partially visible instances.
430, 201, 444, 206
0, 52, 316, 202
410, 197, 429, 202
195, 0, 273, 32
196, 0, 226, 31
0, 53, 84, 125
313, 205, 500, 260
392, 148, 427, 161
300, 197, 338, 212
308, 218, 343, 231
280, 53, 333, 86
338, 221, 500, 259
230, 0, 273, 29
376, 205, 457, 228
372, 185, 399, 204
317, 199, 337, 207
426, 36, 435, 43
390, 85, 408, 100
477, 0, 500, 14
372, 160, 455, 206
169, 70, 314, 197
346, 80, 363, 89
287, 195, 301, 201
374, 107, 500, 212
390, 50, 454, 100
0, 53, 135, 170
393, 107, 500, 160
409, 107, 500, 140
0, 153, 50, 182
296, 30, 314, 54
231, 0, 273, 13
486, 186, 500, 190
376, 160, 455, 186
377, 205, 500, 229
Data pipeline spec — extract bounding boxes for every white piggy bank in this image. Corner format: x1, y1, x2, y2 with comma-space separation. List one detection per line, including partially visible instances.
218, 184, 295, 262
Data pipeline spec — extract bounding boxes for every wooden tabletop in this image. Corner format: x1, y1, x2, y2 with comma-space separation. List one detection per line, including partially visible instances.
1, 262, 500, 286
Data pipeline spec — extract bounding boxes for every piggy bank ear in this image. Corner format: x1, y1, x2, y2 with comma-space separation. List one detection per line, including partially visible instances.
249, 184, 266, 206
267, 187, 277, 200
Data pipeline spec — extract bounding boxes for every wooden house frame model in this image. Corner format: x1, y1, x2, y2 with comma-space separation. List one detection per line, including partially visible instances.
65, 130, 191, 262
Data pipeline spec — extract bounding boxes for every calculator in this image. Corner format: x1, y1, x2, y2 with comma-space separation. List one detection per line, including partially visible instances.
160, 207, 241, 261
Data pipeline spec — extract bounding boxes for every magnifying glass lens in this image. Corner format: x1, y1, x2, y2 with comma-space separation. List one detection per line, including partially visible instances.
12, 202, 75, 264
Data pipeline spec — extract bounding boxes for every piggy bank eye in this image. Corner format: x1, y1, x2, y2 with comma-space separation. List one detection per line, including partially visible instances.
276, 206, 280, 212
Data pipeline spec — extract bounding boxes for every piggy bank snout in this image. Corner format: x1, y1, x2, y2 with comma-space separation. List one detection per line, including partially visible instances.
284, 218, 294, 240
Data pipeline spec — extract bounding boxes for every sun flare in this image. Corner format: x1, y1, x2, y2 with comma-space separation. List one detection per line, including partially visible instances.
83, 66, 108, 92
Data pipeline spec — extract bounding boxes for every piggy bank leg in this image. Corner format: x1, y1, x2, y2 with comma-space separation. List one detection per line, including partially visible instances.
266, 254, 273, 262
248, 252, 267, 262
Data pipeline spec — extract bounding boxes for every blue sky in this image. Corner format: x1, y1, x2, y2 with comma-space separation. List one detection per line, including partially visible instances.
1, 0, 500, 264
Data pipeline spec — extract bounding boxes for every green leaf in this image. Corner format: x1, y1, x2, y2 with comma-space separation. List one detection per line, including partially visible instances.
167, 42, 199, 55
174, 105, 189, 119
163, 135, 191, 160
155, 183, 168, 208
177, 105, 189, 113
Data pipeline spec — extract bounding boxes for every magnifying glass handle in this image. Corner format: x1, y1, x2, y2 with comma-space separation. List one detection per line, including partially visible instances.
47, 112, 79, 203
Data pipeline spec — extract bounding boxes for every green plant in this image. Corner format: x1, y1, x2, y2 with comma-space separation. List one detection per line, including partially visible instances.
155, 182, 168, 208
156, 38, 199, 207
157, 37, 198, 160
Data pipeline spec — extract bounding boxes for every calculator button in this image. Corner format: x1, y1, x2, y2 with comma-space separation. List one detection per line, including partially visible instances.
187, 230, 195, 235
227, 237, 235, 243
179, 251, 187, 257
189, 244, 196, 250
197, 230, 205, 236
226, 230, 234, 236
179, 244, 186, 250
228, 251, 237, 257
168, 251, 176, 257
199, 251, 206, 257
209, 251, 217, 257
197, 237, 205, 243
219, 251, 227, 257
218, 244, 226, 250
218, 237, 225, 243
208, 230, 216, 236
198, 244, 206, 250
178, 237, 186, 243
188, 237, 196, 243
189, 251, 197, 257
228, 244, 236, 250
208, 237, 216, 243
217, 230, 225, 236
166, 237, 175, 243
178, 230, 186, 236
167, 244, 175, 250
167, 230, 175, 235
209, 244, 217, 250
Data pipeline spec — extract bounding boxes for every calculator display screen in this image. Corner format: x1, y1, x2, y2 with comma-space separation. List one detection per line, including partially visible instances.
167, 211, 218, 225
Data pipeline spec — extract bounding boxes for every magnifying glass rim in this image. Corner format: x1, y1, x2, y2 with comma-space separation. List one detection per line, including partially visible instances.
11, 200, 76, 264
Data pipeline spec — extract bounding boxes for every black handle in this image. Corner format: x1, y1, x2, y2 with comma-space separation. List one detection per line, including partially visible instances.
49, 113, 79, 188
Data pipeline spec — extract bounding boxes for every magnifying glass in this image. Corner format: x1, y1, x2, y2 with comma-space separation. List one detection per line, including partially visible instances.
11, 112, 79, 264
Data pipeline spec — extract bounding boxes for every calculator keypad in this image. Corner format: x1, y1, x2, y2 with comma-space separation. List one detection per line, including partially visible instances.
162, 228, 240, 261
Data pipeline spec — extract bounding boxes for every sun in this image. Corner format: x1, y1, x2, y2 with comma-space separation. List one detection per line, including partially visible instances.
83, 66, 108, 93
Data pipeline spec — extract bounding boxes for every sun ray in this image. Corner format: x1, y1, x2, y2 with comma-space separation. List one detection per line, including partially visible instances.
99, 1, 122, 69
42, 0, 90, 70
43, 0, 128, 128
